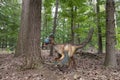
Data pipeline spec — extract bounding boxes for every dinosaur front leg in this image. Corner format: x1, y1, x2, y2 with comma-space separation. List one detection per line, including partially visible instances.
55, 53, 62, 61
54, 53, 65, 61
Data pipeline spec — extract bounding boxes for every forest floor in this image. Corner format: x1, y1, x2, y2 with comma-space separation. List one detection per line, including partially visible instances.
0, 49, 120, 80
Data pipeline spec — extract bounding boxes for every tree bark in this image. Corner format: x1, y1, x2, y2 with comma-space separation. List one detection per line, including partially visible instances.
15, 0, 29, 57
52, 0, 59, 35
50, 0, 59, 56
77, 23, 81, 44
96, 0, 103, 54
104, 0, 117, 68
15, 0, 42, 69
71, 7, 74, 44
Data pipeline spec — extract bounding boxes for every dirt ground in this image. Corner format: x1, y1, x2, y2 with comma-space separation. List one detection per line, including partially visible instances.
0, 50, 120, 80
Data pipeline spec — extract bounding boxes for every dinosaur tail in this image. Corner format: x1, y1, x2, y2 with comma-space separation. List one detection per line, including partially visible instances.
75, 28, 94, 49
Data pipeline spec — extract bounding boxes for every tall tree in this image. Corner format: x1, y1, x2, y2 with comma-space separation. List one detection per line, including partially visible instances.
52, 0, 59, 35
96, 0, 103, 54
104, 0, 117, 68
15, 0, 42, 69
50, 0, 59, 56
70, 6, 75, 44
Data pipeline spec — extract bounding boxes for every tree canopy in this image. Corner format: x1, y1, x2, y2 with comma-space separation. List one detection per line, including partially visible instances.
0, 0, 120, 51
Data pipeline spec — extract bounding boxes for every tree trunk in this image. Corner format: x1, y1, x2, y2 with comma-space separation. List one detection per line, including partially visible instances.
104, 0, 117, 68
45, 15, 48, 37
52, 0, 59, 35
77, 23, 81, 44
71, 7, 74, 44
62, 18, 65, 43
96, 0, 103, 54
15, 0, 42, 69
50, 0, 59, 56
15, 0, 29, 57
42, 14, 48, 41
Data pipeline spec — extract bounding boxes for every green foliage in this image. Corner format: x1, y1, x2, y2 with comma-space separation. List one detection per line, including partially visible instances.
0, 0, 120, 50
0, 0, 21, 50
116, 27, 120, 49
